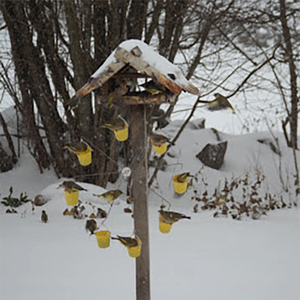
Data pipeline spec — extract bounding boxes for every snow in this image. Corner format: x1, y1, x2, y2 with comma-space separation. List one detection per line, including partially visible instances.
1, 119, 299, 300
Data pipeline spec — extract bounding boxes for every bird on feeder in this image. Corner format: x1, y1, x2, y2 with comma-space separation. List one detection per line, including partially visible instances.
176, 172, 194, 183
150, 132, 175, 147
101, 116, 128, 131
41, 210, 48, 223
111, 235, 139, 247
93, 189, 123, 202
159, 210, 191, 224
198, 93, 235, 113
64, 140, 91, 154
59, 181, 87, 193
85, 219, 98, 235
140, 80, 166, 95
100, 116, 129, 142
108, 79, 130, 105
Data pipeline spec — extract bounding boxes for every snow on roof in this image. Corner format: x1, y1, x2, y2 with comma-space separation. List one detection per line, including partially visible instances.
89, 39, 199, 95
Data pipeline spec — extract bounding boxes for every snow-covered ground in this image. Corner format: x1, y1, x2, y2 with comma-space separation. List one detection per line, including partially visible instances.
1, 119, 299, 300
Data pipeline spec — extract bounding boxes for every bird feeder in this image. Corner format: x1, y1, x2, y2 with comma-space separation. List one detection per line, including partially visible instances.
172, 174, 188, 194
76, 146, 92, 166
126, 238, 142, 258
72, 39, 199, 300
95, 230, 111, 248
64, 190, 79, 206
158, 215, 172, 233
151, 141, 167, 154
113, 122, 129, 142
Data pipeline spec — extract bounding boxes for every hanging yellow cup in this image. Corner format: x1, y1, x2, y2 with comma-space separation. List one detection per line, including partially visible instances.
113, 126, 128, 142
76, 147, 92, 166
151, 141, 167, 154
172, 175, 188, 194
64, 190, 79, 206
95, 230, 111, 248
159, 216, 172, 233
127, 239, 142, 258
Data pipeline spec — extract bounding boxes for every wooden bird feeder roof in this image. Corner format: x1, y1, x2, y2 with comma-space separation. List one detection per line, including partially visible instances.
75, 39, 199, 104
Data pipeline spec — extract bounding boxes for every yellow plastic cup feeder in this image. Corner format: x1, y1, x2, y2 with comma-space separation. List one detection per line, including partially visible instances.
159, 216, 172, 233
64, 190, 79, 206
95, 230, 111, 249
113, 125, 128, 142
127, 239, 142, 258
76, 147, 92, 166
151, 141, 167, 154
173, 175, 188, 194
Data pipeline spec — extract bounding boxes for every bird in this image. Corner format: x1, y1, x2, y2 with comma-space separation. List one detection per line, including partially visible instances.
140, 80, 166, 95
159, 210, 191, 224
59, 181, 87, 193
65, 96, 81, 111
41, 210, 48, 223
175, 172, 193, 183
85, 219, 98, 235
111, 235, 140, 248
100, 115, 128, 131
107, 80, 130, 105
198, 93, 235, 113
93, 189, 123, 202
64, 141, 91, 154
150, 132, 175, 147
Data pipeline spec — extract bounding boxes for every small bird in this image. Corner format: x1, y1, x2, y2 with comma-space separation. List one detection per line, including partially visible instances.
65, 96, 81, 111
64, 141, 91, 154
85, 219, 98, 235
41, 210, 48, 223
108, 80, 130, 105
150, 132, 175, 147
100, 116, 128, 131
175, 172, 193, 183
140, 80, 166, 95
111, 235, 139, 248
159, 210, 191, 224
59, 181, 87, 193
198, 93, 235, 113
93, 189, 123, 202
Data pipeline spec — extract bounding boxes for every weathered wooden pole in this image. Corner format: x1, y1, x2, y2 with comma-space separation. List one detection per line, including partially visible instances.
130, 104, 150, 300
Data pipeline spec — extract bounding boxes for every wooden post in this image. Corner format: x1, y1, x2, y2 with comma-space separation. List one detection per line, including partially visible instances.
130, 104, 150, 300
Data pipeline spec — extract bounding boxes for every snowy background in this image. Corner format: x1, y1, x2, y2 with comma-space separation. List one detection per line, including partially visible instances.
0, 115, 299, 299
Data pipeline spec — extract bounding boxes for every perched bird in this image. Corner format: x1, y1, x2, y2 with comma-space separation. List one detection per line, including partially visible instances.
96, 208, 107, 219
111, 235, 139, 248
140, 80, 166, 95
108, 80, 130, 105
41, 210, 48, 223
65, 96, 81, 111
64, 141, 91, 154
59, 181, 87, 193
159, 210, 191, 224
198, 93, 235, 113
100, 115, 128, 131
85, 219, 98, 235
175, 172, 193, 183
93, 189, 123, 202
150, 132, 175, 147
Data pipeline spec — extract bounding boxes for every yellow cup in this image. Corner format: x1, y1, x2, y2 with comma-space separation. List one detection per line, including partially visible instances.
172, 175, 188, 194
95, 230, 111, 248
64, 190, 79, 206
127, 239, 142, 258
159, 216, 172, 233
76, 147, 92, 166
113, 127, 128, 142
151, 142, 167, 154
